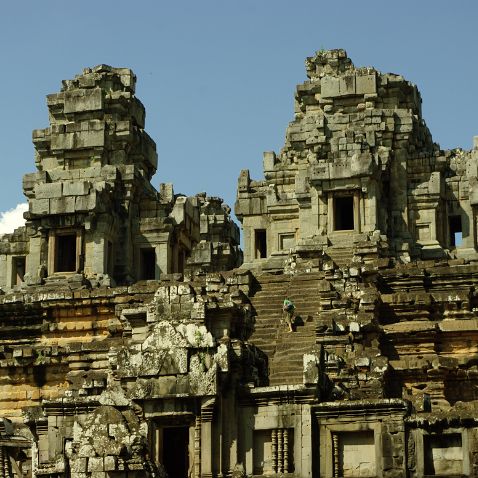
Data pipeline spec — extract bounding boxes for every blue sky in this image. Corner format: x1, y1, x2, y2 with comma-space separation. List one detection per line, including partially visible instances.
0, 1, 477, 229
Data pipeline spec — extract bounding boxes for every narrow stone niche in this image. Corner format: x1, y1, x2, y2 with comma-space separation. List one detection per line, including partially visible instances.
424, 433, 463, 476
279, 232, 295, 251
336, 431, 375, 477
124, 311, 148, 342
253, 429, 273, 475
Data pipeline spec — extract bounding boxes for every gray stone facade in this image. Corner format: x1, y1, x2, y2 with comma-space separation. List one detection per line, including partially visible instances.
1, 52, 478, 478
0, 65, 241, 292
236, 49, 478, 268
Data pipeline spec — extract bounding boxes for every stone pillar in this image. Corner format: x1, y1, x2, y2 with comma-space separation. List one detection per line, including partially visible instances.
390, 149, 412, 253
26, 235, 42, 279
194, 416, 201, 478
284, 428, 289, 473
332, 433, 339, 478
277, 428, 284, 473
364, 182, 378, 233
225, 393, 238, 476
299, 405, 313, 478
474, 208, 478, 249
327, 194, 334, 234
353, 191, 361, 233
153, 424, 161, 465
0, 255, 6, 290
217, 395, 223, 477
156, 240, 170, 277
271, 429, 278, 473
462, 202, 475, 248
318, 190, 327, 235
239, 406, 254, 475
201, 400, 215, 478
47, 233, 56, 275
87, 234, 107, 276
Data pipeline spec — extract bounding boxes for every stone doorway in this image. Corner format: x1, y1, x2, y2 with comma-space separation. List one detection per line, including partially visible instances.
255, 229, 267, 258
334, 196, 355, 231
449, 215, 463, 247
151, 424, 189, 477
139, 247, 156, 279
55, 233, 77, 272
163, 426, 189, 477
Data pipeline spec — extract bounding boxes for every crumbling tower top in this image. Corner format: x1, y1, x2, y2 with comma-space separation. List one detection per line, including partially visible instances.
32, 64, 155, 182
61, 64, 137, 93
236, 49, 478, 266
305, 48, 354, 78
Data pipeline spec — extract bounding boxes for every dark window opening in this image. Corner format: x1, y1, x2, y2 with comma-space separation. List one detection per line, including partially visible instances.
55, 234, 77, 272
12, 256, 26, 286
150, 425, 189, 478
255, 229, 267, 258
32, 364, 47, 387
140, 247, 156, 280
449, 215, 462, 247
334, 196, 355, 231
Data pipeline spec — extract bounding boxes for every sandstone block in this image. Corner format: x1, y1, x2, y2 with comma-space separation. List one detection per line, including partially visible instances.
75, 129, 105, 148
50, 132, 74, 150
356, 74, 377, 94
75, 193, 97, 211
34, 182, 62, 199
50, 196, 76, 214
63, 181, 91, 196
321, 76, 340, 98
339, 74, 356, 96
30, 198, 50, 215
64, 88, 103, 113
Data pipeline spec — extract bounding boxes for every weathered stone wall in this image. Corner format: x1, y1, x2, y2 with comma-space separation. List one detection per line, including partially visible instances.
236, 49, 478, 268
3, 52, 478, 477
1, 66, 241, 294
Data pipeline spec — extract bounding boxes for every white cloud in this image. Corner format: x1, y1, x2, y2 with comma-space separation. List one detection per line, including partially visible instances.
0, 203, 28, 235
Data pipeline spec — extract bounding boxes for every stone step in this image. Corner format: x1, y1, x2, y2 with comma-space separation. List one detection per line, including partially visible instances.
249, 273, 322, 386
254, 297, 321, 303
269, 373, 302, 386
274, 349, 313, 359
253, 304, 319, 311
253, 281, 322, 291
253, 322, 315, 332
253, 295, 321, 304
252, 294, 321, 308
269, 362, 303, 370
253, 307, 319, 315
325, 248, 355, 268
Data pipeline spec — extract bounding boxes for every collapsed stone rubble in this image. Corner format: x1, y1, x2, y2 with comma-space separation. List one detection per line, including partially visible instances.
1, 50, 478, 477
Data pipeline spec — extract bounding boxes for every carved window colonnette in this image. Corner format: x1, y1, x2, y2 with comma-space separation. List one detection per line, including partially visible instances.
272, 427, 291, 474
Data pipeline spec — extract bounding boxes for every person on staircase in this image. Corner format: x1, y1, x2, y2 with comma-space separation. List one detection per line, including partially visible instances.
282, 298, 295, 332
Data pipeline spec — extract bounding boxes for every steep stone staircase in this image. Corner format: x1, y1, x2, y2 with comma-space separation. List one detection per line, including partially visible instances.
248, 272, 323, 386
325, 246, 355, 269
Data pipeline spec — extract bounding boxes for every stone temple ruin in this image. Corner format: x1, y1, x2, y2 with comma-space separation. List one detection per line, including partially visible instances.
0, 49, 478, 477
